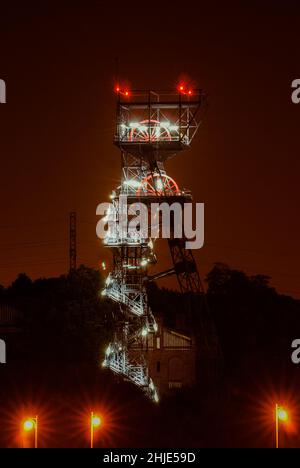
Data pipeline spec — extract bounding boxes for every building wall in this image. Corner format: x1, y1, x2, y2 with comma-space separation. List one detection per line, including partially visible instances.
133, 319, 196, 395
0, 305, 21, 325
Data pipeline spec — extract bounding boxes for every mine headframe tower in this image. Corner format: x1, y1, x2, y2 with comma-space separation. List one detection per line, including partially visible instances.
102, 88, 219, 401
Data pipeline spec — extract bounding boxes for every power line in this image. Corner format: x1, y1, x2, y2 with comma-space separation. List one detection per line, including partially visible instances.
0, 259, 67, 268
0, 239, 67, 251
0, 218, 66, 230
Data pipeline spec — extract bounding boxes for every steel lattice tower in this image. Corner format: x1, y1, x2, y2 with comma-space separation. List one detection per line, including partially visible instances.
69, 211, 77, 271
101, 88, 218, 401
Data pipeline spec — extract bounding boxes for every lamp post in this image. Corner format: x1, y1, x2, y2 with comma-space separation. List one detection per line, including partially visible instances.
23, 415, 38, 448
90, 411, 101, 448
275, 404, 288, 449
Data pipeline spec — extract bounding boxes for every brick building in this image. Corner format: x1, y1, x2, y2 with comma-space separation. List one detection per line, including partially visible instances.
134, 315, 196, 396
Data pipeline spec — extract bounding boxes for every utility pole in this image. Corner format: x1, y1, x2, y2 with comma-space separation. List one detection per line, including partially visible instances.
69, 211, 77, 271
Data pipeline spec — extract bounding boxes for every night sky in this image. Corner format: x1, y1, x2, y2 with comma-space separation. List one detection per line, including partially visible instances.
1, 2, 300, 296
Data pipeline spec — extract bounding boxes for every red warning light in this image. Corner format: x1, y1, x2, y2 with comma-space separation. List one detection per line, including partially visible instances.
114, 85, 130, 96
178, 81, 195, 95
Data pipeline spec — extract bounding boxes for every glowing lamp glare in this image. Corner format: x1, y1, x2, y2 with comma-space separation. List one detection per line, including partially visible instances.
92, 416, 101, 427
23, 420, 34, 431
277, 408, 288, 422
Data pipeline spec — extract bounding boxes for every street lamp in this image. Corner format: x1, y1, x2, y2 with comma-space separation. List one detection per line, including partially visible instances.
23, 416, 38, 448
275, 404, 288, 448
90, 411, 101, 448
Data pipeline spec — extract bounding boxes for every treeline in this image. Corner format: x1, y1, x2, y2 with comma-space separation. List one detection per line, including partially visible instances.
149, 263, 300, 383
0, 266, 116, 363
1, 262, 300, 381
